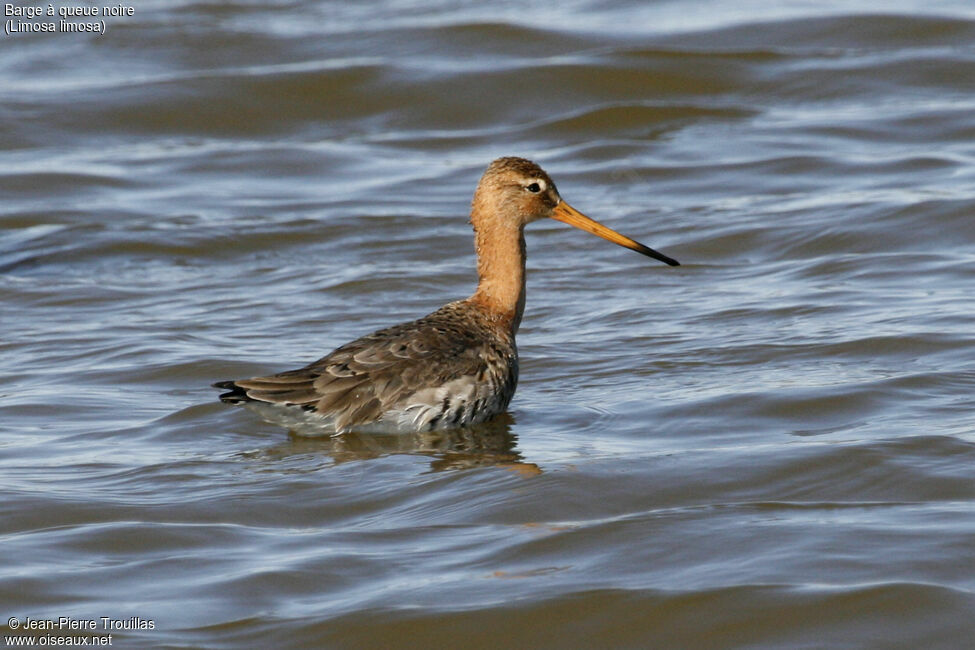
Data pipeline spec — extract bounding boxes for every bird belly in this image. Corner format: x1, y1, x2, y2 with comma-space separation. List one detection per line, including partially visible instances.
384, 373, 514, 431
240, 377, 512, 436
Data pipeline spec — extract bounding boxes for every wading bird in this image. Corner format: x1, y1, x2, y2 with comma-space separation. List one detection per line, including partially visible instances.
215, 157, 678, 433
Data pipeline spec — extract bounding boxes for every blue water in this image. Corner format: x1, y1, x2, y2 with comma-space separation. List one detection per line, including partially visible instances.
2, 1, 975, 647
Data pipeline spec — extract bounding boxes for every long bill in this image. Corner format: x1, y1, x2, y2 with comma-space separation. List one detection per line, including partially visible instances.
550, 202, 680, 267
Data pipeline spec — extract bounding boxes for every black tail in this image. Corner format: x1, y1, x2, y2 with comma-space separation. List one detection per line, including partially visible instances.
212, 380, 251, 404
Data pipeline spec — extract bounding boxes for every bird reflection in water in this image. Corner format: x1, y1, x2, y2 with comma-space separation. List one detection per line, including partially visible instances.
240, 414, 541, 475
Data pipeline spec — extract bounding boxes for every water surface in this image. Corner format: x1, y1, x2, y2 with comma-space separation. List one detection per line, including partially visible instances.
2, 1, 975, 647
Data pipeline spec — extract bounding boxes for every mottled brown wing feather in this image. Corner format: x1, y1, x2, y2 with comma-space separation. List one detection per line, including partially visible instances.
219, 302, 504, 430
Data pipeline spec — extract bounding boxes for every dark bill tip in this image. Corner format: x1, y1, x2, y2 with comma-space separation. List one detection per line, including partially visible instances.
634, 243, 680, 267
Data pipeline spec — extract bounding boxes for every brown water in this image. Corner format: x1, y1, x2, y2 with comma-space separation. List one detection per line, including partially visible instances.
2, 1, 975, 648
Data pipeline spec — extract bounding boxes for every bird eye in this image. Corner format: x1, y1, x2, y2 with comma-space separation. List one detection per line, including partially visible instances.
526, 182, 541, 193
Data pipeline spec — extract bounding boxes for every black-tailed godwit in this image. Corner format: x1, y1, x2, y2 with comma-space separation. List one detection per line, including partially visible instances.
215, 157, 678, 433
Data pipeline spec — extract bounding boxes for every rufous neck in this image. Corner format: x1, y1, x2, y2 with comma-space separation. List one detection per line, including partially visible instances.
469, 221, 527, 333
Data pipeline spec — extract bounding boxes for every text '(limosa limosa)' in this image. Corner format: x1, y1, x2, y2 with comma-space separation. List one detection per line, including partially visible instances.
215, 157, 679, 433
